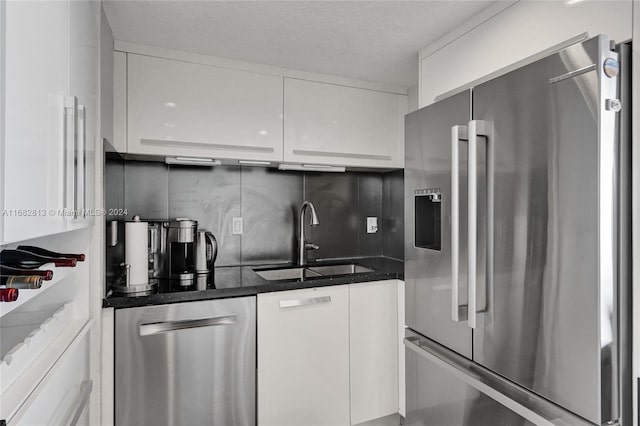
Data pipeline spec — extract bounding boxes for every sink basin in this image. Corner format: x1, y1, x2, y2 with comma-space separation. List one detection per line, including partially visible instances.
254, 267, 321, 281
254, 263, 374, 281
307, 264, 373, 276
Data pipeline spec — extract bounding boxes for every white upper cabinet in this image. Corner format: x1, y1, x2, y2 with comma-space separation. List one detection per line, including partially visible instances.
3, 1, 70, 243
115, 47, 407, 169
126, 54, 284, 162
68, 0, 100, 229
284, 78, 405, 168
2, 0, 99, 243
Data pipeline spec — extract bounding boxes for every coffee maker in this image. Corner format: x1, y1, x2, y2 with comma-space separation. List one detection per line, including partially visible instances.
148, 218, 217, 286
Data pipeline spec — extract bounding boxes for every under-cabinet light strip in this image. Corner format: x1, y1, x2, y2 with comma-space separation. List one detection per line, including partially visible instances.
238, 160, 272, 166
277, 164, 346, 172
165, 156, 221, 166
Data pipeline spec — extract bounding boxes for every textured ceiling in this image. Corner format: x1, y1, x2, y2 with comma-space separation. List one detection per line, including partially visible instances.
104, 1, 495, 88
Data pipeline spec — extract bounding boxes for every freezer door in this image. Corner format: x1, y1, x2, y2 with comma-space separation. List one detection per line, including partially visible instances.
404, 330, 593, 426
471, 35, 619, 424
405, 90, 473, 358
115, 297, 256, 426
405, 349, 534, 426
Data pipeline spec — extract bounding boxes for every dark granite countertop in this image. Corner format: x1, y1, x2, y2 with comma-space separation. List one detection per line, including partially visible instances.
103, 256, 404, 309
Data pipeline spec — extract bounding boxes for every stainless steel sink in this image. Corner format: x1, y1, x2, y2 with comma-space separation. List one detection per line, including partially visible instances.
307, 264, 373, 276
254, 263, 374, 281
254, 267, 321, 281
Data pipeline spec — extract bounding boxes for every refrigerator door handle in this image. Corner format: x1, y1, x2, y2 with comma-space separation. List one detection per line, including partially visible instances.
451, 124, 468, 322
467, 120, 492, 329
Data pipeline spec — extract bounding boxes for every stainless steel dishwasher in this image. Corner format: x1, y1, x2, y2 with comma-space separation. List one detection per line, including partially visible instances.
115, 297, 256, 426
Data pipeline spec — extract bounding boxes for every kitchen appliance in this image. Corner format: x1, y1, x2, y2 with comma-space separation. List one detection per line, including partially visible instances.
404, 35, 631, 425
113, 217, 219, 292
147, 218, 204, 286
115, 296, 256, 426
195, 230, 218, 288
165, 218, 198, 283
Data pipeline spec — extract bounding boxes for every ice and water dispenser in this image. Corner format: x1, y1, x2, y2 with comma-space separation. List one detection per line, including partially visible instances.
414, 189, 441, 251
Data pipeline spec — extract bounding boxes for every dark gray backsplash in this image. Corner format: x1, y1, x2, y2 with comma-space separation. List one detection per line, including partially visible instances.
106, 161, 404, 267
104, 151, 126, 285
168, 165, 242, 266
382, 169, 404, 260
241, 168, 302, 265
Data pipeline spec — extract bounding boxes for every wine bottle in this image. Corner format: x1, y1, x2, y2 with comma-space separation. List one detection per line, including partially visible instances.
0, 288, 18, 302
1, 275, 43, 289
17, 245, 85, 262
0, 249, 76, 268
0, 264, 53, 281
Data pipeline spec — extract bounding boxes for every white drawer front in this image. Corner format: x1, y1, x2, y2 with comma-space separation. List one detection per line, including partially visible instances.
12, 331, 90, 426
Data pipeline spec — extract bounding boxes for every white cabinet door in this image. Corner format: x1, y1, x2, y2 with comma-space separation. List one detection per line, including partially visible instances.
68, 0, 99, 229
258, 286, 350, 426
12, 330, 91, 426
2, 0, 70, 243
349, 280, 399, 425
127, 54, 284, 162
284, 78, 404, 168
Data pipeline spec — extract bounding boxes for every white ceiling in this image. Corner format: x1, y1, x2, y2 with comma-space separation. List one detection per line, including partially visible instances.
103, 1, 495, 89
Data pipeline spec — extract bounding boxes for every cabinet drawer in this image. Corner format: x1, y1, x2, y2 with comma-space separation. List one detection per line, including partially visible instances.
11, 330, 91, 426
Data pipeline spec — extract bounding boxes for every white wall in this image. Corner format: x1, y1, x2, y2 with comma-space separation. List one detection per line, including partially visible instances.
101, 8, 114, 146
407, 84, 419, 113
419, 0, 633, 106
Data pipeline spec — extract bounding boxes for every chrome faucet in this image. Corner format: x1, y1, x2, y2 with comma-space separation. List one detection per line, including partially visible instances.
299, 201, 320, 265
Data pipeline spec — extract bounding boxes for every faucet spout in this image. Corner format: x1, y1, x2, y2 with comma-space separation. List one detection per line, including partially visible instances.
299, 201, 320, 265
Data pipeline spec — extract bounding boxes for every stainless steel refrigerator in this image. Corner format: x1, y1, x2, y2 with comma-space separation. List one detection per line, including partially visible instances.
404, 35, 631, 426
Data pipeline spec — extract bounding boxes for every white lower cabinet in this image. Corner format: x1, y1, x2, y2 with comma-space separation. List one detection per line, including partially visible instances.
258, 286, 351, 426
11, 329, 91, 426
349, 280, 399, 425
258, 280, 401, 426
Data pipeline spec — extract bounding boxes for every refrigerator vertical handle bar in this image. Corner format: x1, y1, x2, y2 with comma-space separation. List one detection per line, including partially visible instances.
468, 121, 478, 328
467, 120, 491, 329
451, 124, 468, 322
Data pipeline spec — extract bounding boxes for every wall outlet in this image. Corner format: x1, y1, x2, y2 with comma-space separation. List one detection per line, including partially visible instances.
232, 217, 243, 235
366, 217, 378, 234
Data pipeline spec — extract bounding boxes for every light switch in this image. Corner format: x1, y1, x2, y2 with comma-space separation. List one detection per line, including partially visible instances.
367, 217, 378, 234
232, 217, 243, 235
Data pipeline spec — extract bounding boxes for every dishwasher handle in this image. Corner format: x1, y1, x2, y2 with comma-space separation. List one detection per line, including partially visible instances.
139, 313, 237, 336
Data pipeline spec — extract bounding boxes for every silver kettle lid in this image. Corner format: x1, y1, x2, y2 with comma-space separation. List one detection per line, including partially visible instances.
165, 218, 198, 228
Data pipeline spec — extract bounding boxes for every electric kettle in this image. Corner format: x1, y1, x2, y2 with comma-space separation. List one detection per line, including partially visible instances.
195, 230, 218, 287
